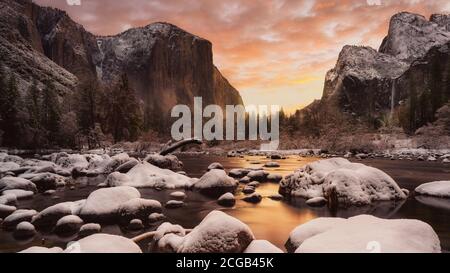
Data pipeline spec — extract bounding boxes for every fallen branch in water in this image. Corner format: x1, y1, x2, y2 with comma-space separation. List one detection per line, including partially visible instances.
159, 138, 202, 156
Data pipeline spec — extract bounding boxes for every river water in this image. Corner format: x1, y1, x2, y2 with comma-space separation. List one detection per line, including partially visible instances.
1, 155, 449, 253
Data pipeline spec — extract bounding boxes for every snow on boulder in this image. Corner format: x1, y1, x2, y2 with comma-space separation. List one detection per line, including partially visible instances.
165, 200, 184, 209
2, 209, 38, 230
79, 223, 102, 237
0, 204, 16, 218
150, 222, 186, 253
14, 221, 36, 239
105, 172, 132, 187
415, 181, 450, 198
207, 162, 224, 171
128, 219, 144, 230
56, 154, 89, 170
177, 211, 254, 253
279, 158, 406, 206
144, 154, 183, 171
117, 198, 162, 224
192, 169, 238, 197
169, 191, 186, 200
217, 193, 236, 207
0, 194, 17, 205
19, 246, 63, 253
306, 197, 327, 207
64, 234, 142, 253
0, 177, 37, 193
2, 189, 34, 200
244, 240, 283, 253
117, 162, 195, 189
55, 215, 84, 235
79, 186, 141, 222
0, 162, 20, 173
246, 170, 269, 182
20, 172, 67, 190
292, 215, 441, 253
32, 200, 85, 228
286, 217, 346, 252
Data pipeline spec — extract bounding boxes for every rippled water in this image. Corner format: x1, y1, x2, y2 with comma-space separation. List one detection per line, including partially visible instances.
1, 155, 449, 253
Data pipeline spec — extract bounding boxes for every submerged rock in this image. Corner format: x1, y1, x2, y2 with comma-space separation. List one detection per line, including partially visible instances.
192, 169, 238, 197
217, 193, 236, 207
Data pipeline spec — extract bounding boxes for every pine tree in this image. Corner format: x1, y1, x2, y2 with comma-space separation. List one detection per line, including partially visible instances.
104, 74, 142, 142
25, 79, 42, 145
76, 80, 98, 133
0, 72, 21, 147
41, 80, 61, 144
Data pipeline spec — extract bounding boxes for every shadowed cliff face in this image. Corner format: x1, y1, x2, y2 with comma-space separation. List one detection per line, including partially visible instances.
302, 12, 450, 133
0, 0, 243, 113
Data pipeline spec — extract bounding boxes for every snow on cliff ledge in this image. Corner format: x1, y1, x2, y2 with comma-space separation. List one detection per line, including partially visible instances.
279, 158, 407, 206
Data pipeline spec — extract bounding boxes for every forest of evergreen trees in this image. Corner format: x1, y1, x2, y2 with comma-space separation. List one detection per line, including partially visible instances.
0, 66, 143, 149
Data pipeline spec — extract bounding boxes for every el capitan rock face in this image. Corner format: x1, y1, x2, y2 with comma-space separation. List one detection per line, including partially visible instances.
302, 12, 450, 132
0, 0, 242, 114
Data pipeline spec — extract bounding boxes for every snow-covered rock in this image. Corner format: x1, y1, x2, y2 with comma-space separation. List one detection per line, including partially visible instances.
228, 168, 250, 178
55, 215, 84, 235
14, 221, 36, 238
0, 194, 17, 205
264, 162, 280, 168
111, 162, 195, 189
246, 170, 269, 182
21, 172, 67, 190
279, 158, 407, 206
19, 246, 63, 253
150, 222, 186, 253
415, 181, 450, 198
64, 234, 142, 253
128, 219, 144, 230
148, 213, 166, 224
207, 162, 224, 171
165, 200, 184, 209
267, 174, 282, 183
32, 200, 85, 228
2, 189, 34, 200
2, 209, 38, 230
144, 154, 183, 171
244, 240, 283, 253
0, 177, 37, 193
0, 162, 20, 173
117, 198, 162, 224
306, 197, 327, 207
79, 223, 102, 237
192, 169, 238, 197
0, 204, 16, 218
169, 191, 186, 200
217, 192, 236, 207
242, 193, 262, 204
292, 215, 441, 253
79, 186, 141, 222
178, 211, 254, 253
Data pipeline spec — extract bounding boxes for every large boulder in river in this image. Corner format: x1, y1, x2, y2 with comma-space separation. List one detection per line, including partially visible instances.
192, 169, 238, 197
415, 181, 450, 198
288, 215, 441, 253
0, 177, 37, 193
117, 198, 162, 225
63, 234, 142, 253
144, 154, 183, 171
78, 187, 141, 222
32, 200, 86, 228
279, 158, 406, 206
178, 211, 254, 253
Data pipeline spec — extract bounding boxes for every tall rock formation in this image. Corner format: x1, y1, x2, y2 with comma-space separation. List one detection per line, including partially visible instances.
0, 0, 243, 127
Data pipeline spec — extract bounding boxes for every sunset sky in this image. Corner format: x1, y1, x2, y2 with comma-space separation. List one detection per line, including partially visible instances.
35, 0, 450, 113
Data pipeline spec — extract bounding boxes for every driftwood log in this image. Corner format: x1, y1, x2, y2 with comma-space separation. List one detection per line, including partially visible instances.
159, 138, 202, 156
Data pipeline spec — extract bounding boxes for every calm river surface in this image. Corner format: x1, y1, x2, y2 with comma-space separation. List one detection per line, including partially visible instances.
1, 155, 449, 253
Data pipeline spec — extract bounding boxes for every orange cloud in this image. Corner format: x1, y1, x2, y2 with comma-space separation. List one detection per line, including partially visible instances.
34, 0, 450, 112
